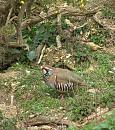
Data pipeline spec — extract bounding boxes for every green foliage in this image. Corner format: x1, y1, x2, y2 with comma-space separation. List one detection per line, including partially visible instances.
75, 43, 91, 64
0, 1, 115, 130
27, 50, 36, 61
82, 110, 115, 130
67, 92, 95, 121
0, 48, 115, 129
0, 24, 16, 37
67, 124, 78, 130
90, 30, 108, 46
22, 26, 37, 46
61, 16, 70, 30
34, 21, 57, 46
67, 111, 115, 130
8, 49, 114, 123
75, 25, 87, 35
13, 66, 61, 116
90, 34, 105, 45
22, 21, 58, 61
0, 112, 16, 130
22, 27, 38, 62
1, 119, 16, 130
102, 7, 115, 20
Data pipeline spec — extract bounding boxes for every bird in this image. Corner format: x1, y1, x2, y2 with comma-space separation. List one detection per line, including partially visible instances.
41, 65, 86, 98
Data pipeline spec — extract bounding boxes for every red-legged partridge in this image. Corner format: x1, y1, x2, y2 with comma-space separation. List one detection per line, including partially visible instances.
41, 65, 86, 98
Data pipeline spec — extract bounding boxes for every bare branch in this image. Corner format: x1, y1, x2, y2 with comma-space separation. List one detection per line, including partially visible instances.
26, 0, 34, 18
93, 11, 115, 31
21, 5, 99, 29
56, 35, 62, 48
35, 44, 44, 63
37, 44, 46, 64
5, 0, 15, 25
56, 13, 62, 48
65, 19, 88, 32
5, 7, 13, 25
16, 1, 27, 45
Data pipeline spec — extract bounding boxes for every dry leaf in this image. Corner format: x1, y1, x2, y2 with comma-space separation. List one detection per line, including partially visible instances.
87, 88, 100, 93
85, 42, 103, 51
0, 104, 17, 118
85, 65, 95, 73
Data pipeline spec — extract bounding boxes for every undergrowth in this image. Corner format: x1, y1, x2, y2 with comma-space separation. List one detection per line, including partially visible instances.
1, 48, 114, 123
0, 5, 115, 130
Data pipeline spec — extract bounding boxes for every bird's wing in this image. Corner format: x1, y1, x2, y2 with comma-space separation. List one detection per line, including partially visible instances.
54, 68, 86, 86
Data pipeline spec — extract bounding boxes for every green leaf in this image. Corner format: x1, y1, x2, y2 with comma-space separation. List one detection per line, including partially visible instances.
67, 124, 78, 130
27, 50, 36, 61
94, 122, 110, 130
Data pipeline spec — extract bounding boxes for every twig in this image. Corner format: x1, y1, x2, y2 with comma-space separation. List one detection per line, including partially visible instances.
5, 0, 17, 25
56, 13, 62, 48
10, 95, 14, 106
25, 115, 69, 128
9, 16, 18, 23
71, 37, 105, 51
57, 13, 62, 33
65, 18, 88, 32
93, 11, 115, 31
0, 41, 28, 48
37, 44, 46, 64
16, 2, 27, 45
76, 22, 88, 29
35, 44, 44, 63
5, 7, 13, 25
26, 0, 34, 18
56, 35, 62, 48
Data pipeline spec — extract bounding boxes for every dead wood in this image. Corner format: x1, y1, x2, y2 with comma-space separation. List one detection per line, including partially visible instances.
23, 107, 115, 129
21, 5, 99, 29
26, 0, 34, 18
56, 35, 62, 48
21, 12, 58, 29
93, 11, 115, 31
71, 37, 105, 51
76, 107, 115, 128
37, 44, 46, 64
5, 0, 16, 25
5, 7, 13, 25
35, 44, 45, 64
81, 41, 105, 51
24, 115, 69, 129
0, 0, 11, 26
16, 2, 28, 45
56, 13, 62, 48
0, 45, 21, 70
0, 33, 28, 50
0, 41, 28, 49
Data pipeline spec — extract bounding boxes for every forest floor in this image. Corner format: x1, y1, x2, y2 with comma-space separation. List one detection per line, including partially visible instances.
0, 46, 115, 130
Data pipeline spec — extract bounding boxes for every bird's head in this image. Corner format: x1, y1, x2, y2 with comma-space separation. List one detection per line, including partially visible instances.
41, 65, 53, 77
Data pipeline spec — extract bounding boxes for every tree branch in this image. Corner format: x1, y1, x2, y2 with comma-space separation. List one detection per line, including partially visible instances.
16, 1, 27, 45
21, 5, 99, 29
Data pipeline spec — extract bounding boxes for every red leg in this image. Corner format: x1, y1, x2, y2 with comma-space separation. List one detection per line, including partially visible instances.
60, 94, 64, 100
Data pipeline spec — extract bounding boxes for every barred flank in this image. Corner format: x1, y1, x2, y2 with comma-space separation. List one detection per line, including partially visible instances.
54, 82, 74, 92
